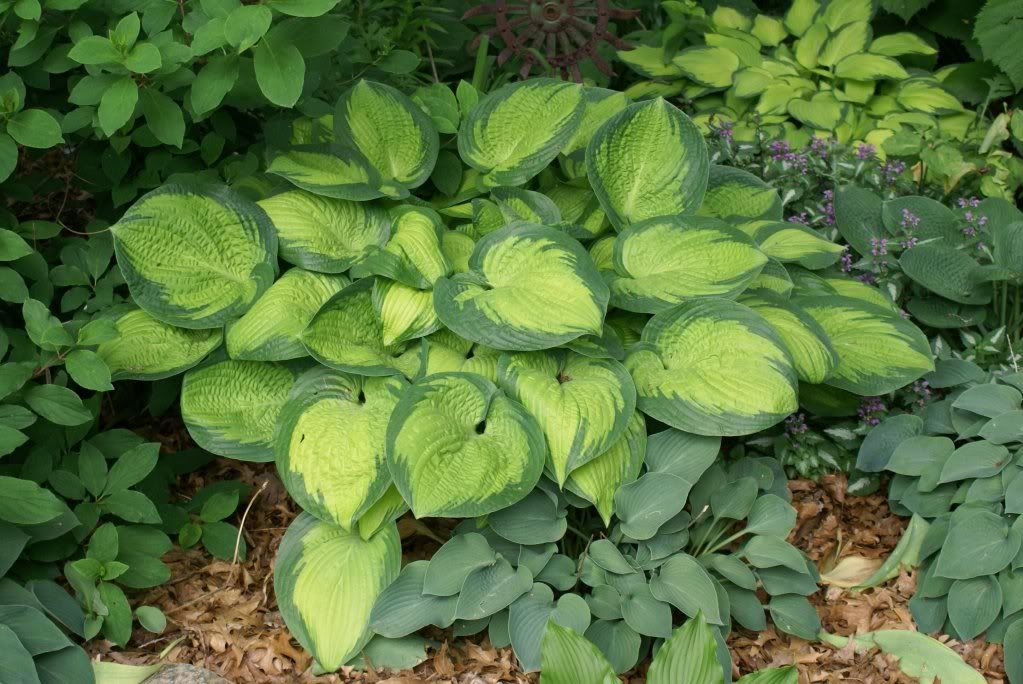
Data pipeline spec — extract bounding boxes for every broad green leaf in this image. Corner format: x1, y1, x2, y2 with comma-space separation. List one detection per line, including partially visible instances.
0, 624, 38, 682
181, 360, 294, 461
226, 268, 347, 361
768, 595, 821, 640
0, 476, 66, 524
274, 514, 400, 671
794, 21, 829, 69
385, 372, 545, 518
566, 411, 647, 526
975, 0, 1023, 92
936, 509, 1021, 579
881, 196, 959, 243
899, 244, 991, 305
649, 554, 724, 625
252, 32, 304, 107
540, 622, 617, 684
23, 384, 93, 425
434, 225, 608, 351
698, 166, 783, 223
65, 349, 113, 391
370, 561, 457, 637
587, 98, 708, 231
545, 183, 610, 240
256, 190, 390, 273
498, 350, 635, 485
357, 483, 408, 541
794, 296, 932, 395
947, 575, 1001, 640
672, 46, 740, 87
938, 441, 1011, 483
608, 216, 766, 314
833, 186, 884, 257
646, 612, 723, 684
6, 109, 62, 148
508, 584, 590, 672
423, 533, 497, 597
457, 558, 534, 622
301, 278, 410, 377
276, 367, 405, 531
822, 0, 872, 29
96, 307, 222, 381
334, 80, 439, 198
111, 183, 277, 329
739, 291, 838, 384
458, 79, 583, 187
626, 299, 798, 436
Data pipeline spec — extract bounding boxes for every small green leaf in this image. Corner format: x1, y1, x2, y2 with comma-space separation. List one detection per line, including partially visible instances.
6, 109, 62, 148
253, 33, 305, 107
135, 606, 166, 634
98, 76, 139, 137
66, 349, 114, 391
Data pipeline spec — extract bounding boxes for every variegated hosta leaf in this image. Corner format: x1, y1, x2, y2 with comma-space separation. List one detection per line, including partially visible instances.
739, 291, 839, 384
386, 372, 546, 518
357, 484, 409, 541
545, 182, 610, 240
372, 278, 440, 347
181, 360, 295, 461
354, 206, 451, 289
586, 98, 709, 231
497, 350, 637, 486
790, 268, 895, 310
458, 79, 584, 187
96, 307, 222, 381
566, 411, 647, 526
697, 166, 783, 223
442, 231, 475, 273
748, 258, 794, 297
609, 216, 767, 313
226, 269, 348, 361
741, 221, 845, 269
302, 278, 409, 377
491, 187, 561, 226
626, 299, 798, 436
417, 330, 502, 382
111, 183, 277, 329
560, 87, 629, 161
433, 225, 609, 351
274, 514, 400, 672
333, 80, 439, 198
794, 295, 933, 395
256, 190, 390, 273
267, 145, 382, 201
275, 366, 406, 531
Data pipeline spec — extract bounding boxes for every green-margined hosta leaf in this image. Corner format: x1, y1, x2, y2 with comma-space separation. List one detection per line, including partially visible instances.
739, 291, 839, 384
544, 183, 611, 240
458, 79, 583, 187
497, 350, 636, 486
276, 366, 406, 531
560, 87, 629, 162
357, 484, 409, 541
181, 359, 295, 461
739, 221, 845, 270
385, 372, 546, 518
256, 189, 390, 273
794, 296, 933, 395
354, 206, 451, 289
788, 268, 895, 310
748, 259, 794, 296
267, 144, 382, 200
433, 225, 609, 351
333, 80, 439, 198
416, 329, 502, 382
274, 513, 400, 672
697, 166, 783, 223
95, 307, 222, 381
111, 183, 277, 329
302, 278, 414, 377
625, 299, 798, 436
491, 187, 561, 226
607, 216, 766, 313
373, 278, 441, 347
566, 411, 647, 526
226, 269, 348, 361
586, 98, 708, 231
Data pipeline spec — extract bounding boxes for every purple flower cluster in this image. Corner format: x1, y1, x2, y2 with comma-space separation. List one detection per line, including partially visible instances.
769, 140, 809, 171
822, 189, 835, 226
961, 204, 988, 237
785, 412, 809, 437
910, 380, 932, 407
840, 246, 853, 273
856, 272, 877, 285
956, 197, 981, 209
870, 237, 888, 257
858, 396, 887, 426
716, 119, 734, 142
787, 212, 809, 225
900, 236, 919, 250
882, 159, 906, 185
856, 143, 875, 160
900, 208, 920, 231
810, 136, 831, 159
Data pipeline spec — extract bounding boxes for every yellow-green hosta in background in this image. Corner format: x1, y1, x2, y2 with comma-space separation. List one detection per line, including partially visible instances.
106, 77, 934, 673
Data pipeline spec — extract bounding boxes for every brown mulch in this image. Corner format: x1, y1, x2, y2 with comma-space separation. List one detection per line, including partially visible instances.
87, 433, 1009, 683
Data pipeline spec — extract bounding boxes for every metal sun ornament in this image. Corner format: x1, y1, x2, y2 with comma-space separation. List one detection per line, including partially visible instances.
463, 0, 639, 82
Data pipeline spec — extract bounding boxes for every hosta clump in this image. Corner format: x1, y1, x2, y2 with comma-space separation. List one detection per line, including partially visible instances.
106, 77, 932, 672
859, 360, 1023, 645
371, 434, 821, 674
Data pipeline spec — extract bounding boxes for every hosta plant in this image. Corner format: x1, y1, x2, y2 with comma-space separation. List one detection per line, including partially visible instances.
860, 361, 1023, 644
105, 77, 934, 672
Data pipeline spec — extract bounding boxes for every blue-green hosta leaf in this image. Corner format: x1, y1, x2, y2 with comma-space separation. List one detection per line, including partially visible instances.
372, 279, 440, 347
275, 367, 405, 531
566, 411, 647, 526
833, 186, 884, 258
540, 622, 617, 684
626, 299, 798, 436
385, 372, 545, 518
698, 166, 783, 223
458, 79, 583, 187
274, 513, 400, 672
794, 296, 933, 395
370, 561, 458, 637
881, 196, 959, 243
332, 80, 438, 198
111, 183, 277, 329
739, 291, 839, 384
226, 269, 348, 361
586, 98, 708, 231
561, 87, 629, 161
181, 360, 295, 461
899, 244, 992, 306
509, 583, 591, 672
649, 554, 725, 625
267, 145, 382, 200
354, 206, 450, 289
256, 190, 390, 273
302, 278, 411, 377
742, 221, 845, 269
609, 216, 766, 313
95, 307, 222, 381
498, 350, 636, 486
434, 225, 609, 351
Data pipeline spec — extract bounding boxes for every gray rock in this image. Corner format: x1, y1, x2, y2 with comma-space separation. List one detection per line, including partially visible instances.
142, 664, 232, 684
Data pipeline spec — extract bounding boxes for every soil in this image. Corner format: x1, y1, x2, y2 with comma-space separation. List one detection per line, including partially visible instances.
86, 428, 1008, 684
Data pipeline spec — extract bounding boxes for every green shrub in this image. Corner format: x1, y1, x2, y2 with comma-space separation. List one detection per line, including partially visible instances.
101, 76, 937, 673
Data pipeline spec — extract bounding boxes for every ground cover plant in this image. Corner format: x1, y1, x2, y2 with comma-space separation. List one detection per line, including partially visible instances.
96, 74, 949, 676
